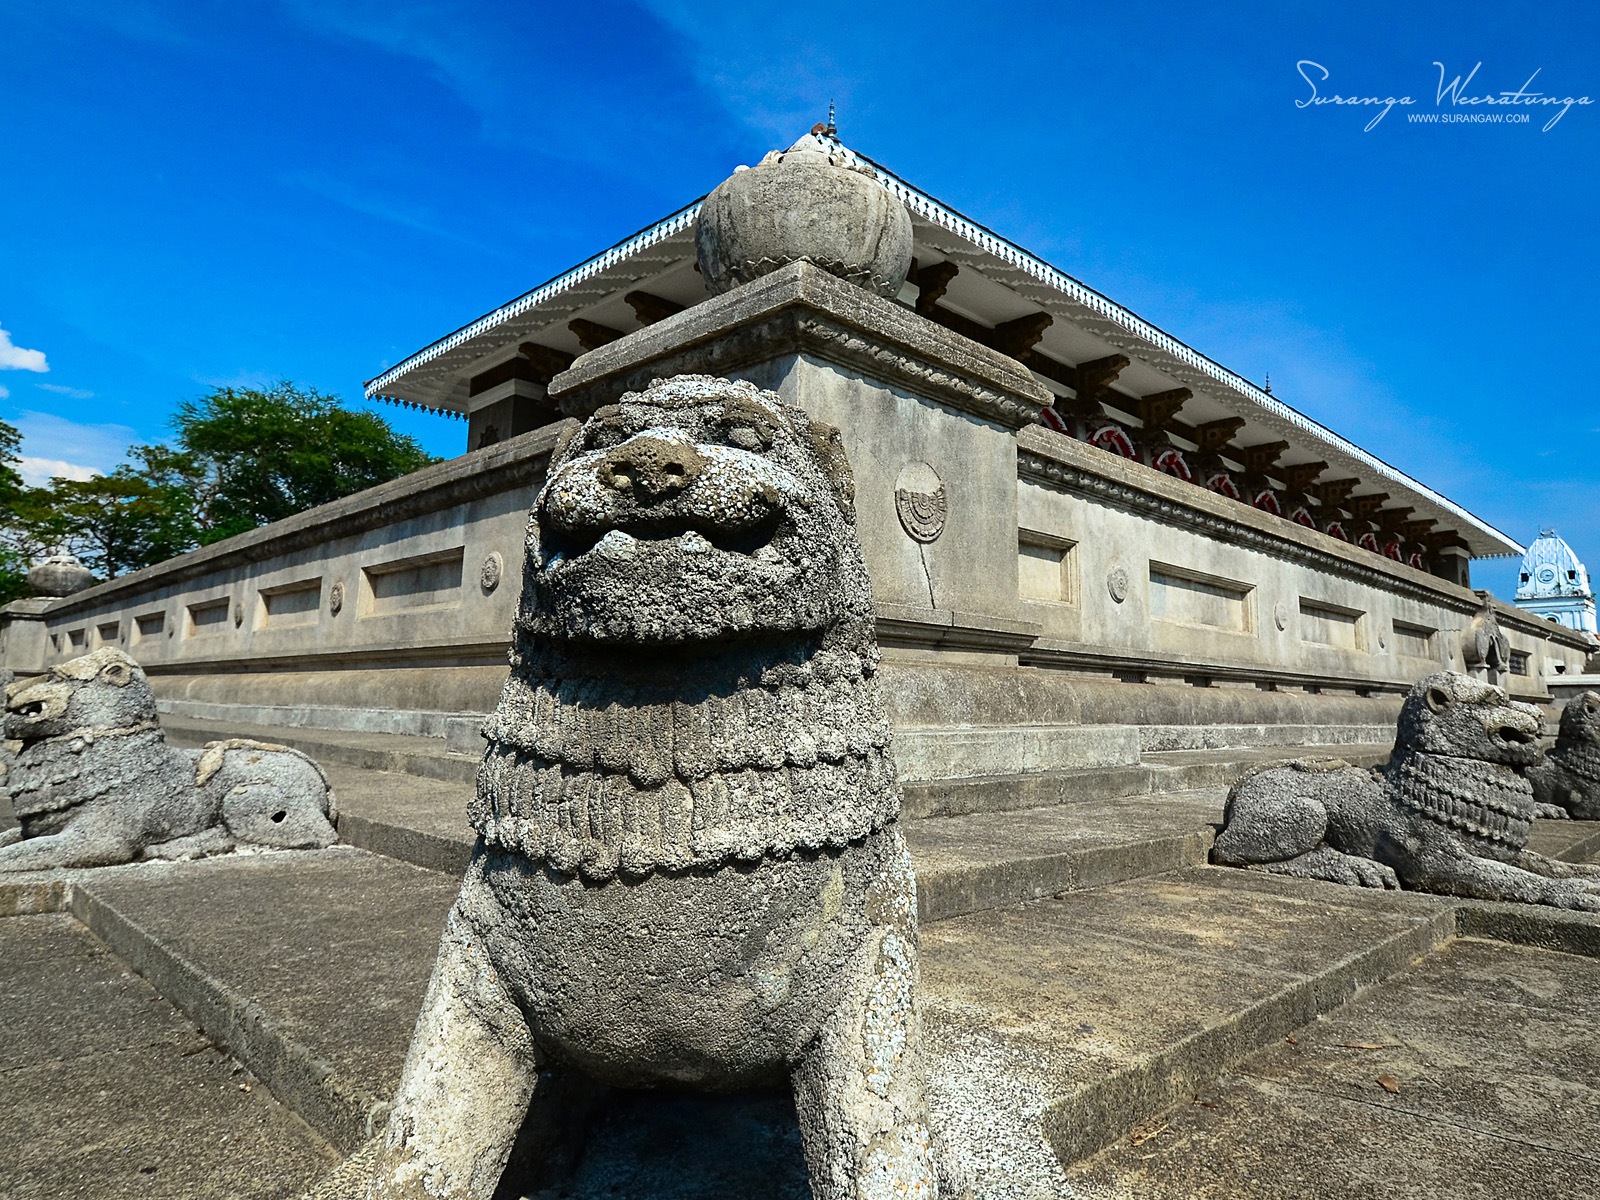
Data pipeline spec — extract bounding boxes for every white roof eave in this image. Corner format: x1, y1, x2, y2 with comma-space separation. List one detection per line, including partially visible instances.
365, 147, 1522, 560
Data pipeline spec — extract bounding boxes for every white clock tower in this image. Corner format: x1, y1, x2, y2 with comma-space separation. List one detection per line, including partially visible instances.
1514, 529, 1598, 634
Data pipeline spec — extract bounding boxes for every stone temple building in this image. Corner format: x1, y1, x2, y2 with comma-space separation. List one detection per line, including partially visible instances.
0, 131, 1592, 788
8, 131, 1600, 1199
1515, 528, 1598, 634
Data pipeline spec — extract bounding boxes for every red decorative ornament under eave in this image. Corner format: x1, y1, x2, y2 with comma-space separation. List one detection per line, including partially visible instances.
1152, 448, 1193, 482
1090, 425, 1136, 459
1206, 473, 1241, 500
1037, 406, 1072, 435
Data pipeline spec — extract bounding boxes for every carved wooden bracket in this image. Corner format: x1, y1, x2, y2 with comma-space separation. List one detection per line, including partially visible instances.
516, 342, 577, 383
912, 260, 960, 315
1239, 441, 1290, 474
569, 319, 624, 352
1348, 493, 1392, 521
992, 312, 1054, 359
1136, 387, 1192, 430
1312, 478, 1360, 507
1282, 461, 1328, 491
1195, 417, 1247, 453
624, 291, 685, 325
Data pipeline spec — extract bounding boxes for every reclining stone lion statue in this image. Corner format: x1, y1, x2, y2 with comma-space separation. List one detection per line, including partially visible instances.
1528, 691, 1600, 820
1212, 671, 1600, 908
0, 647, 338, 870
359, 375, 937, 1199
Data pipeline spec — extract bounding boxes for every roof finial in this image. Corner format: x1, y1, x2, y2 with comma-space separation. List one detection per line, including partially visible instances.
810, 102, 838, 140
1263, 373, 1272, 395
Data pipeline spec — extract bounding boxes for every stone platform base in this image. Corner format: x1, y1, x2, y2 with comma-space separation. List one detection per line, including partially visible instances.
5, 726, 1600, 1199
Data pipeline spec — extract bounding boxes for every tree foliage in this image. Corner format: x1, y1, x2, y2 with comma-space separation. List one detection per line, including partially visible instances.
175, 383, 436, 543
0, 383, 438, 596
0, 419, 32, 603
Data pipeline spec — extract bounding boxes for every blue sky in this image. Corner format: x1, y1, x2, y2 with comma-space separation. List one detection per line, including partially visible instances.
2, 1, 1596, 598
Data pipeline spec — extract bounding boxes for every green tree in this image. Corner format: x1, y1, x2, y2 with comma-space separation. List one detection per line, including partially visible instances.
172, 383, 437, 543
0, 419, 33, 603
44, 455, 205, 579
0, 383, 438, 590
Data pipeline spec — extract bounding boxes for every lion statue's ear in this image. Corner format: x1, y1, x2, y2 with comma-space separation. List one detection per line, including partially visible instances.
99, 659, 134, 688
804, 419, 855, 521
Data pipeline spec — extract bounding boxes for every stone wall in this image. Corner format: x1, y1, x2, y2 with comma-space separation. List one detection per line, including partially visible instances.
2, 262, 1588, 778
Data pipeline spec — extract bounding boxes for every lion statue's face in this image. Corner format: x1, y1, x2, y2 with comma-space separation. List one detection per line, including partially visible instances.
1557, 691, 1600, 749
530, 376, 859, 645
5, 648, 155, 743
1398, 670, 1542, 766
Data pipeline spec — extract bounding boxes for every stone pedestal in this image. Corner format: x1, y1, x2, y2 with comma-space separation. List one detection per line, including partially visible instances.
549, 259, 1051, 663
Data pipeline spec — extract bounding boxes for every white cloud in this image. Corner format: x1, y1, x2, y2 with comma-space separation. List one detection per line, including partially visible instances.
0, 384, 8, 399
18, 457, 100, 487
11, 411, 137, 477
0, 324, 48, 372
37, 383, 94, 399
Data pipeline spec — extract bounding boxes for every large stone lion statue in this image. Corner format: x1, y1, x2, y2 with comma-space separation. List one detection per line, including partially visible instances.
1528, 690, 1600, 820
361, 376, 937, 1199
0, 647, 338, 871
1212, 671, 1600, 908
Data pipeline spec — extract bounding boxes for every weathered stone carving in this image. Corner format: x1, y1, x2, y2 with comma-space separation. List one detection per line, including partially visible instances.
895, 461, 946, 543
364, 376, 937, 1199
1529, 691, 1600, 820
0, 648, 337, 871
1462, 591, 1510, 680
696, 134, 914, 299
1106, 565, 1129, 604
1212, 671, 1600, 908
478, 551, 503, 592
27, 552, 96, 598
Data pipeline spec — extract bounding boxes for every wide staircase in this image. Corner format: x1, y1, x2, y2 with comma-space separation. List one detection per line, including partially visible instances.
6, 717, 1600, 1199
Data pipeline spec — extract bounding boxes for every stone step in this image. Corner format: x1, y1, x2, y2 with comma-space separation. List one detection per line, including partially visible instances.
270, 757, 1227, 924
10, 850, 1596, 1199
164, 717, 482, 786
1067, 933, 1600, 1198
164, 717, 1237, 920
163, 713, 1386, 821
0, 907, 340, 1199
8, 852, 461, 1157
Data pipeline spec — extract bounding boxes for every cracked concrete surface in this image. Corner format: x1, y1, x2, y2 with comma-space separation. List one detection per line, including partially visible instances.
0, 913, 338, 1199
1069, 936, 1600, 1198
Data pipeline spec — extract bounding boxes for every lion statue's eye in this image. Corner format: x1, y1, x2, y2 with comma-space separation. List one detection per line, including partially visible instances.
1425, 686, 1451, 713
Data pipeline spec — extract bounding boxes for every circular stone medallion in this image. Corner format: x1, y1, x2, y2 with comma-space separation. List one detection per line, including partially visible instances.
894, 462, 946, 544
1273, 601, 1289, 632
1107, 566, 1130, 604
480, 552, 504, 592
233, 599, 244, 628
329, 581, 345, 616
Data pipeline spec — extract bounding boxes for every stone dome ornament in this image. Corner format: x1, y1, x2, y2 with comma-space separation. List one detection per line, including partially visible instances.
27, 552, 96, 598
694, 130, 914, 299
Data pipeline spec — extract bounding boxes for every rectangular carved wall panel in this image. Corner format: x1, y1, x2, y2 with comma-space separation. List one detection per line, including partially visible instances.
260, 578, 323, 629
1149, 563, 1254, 633
361, 548, 465, 616
1018, 531, 1077, 604
1300, 599, 1366, 651
186, 598, 231, 638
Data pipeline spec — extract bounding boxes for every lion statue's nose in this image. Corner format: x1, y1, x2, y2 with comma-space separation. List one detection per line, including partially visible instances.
598, 435, 705, 499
